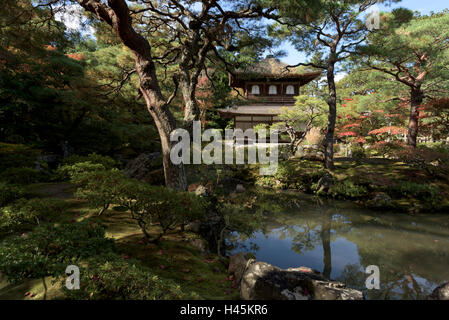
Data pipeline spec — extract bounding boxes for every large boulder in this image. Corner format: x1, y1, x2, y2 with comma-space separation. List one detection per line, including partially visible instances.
429, 282, 449, 300
124, 153, 163, 184
228, 252, 254, 284
229, 254, 363, 300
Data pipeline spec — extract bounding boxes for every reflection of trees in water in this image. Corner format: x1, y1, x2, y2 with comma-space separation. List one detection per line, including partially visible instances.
337, 263, 433, 300
227, 190, 449, 299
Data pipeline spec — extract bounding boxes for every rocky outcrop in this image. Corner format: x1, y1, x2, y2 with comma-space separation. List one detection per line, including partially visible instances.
428, 282, 449, 300
123, 153, 163, 184
228, 253, 363, 300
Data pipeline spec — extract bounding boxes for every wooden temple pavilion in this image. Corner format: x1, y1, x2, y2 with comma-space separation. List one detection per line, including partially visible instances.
217, 56, 321, 131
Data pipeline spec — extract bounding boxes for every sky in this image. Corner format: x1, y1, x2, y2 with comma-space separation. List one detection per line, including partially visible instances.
280, 0, 449, 66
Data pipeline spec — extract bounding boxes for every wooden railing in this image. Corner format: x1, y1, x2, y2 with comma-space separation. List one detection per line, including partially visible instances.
246, 94, 296, 105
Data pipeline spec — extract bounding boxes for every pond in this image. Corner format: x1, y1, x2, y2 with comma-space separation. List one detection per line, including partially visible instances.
228, 190, 449, 300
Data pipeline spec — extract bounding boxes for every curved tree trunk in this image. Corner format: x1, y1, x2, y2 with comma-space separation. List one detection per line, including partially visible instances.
75, 0, 187, 190
141, 89, 187, 190
408, 87, 423, 148
324, 61, 337, 170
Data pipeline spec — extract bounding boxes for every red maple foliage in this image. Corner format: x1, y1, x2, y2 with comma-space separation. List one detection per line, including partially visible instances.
368, 126, 407, 136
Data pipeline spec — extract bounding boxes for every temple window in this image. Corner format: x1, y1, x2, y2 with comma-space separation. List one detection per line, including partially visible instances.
286, 85, 295, 95
251, 85, 260, 95
268, 85, 277, 95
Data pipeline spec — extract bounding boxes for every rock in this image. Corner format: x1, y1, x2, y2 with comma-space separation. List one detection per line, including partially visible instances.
236, 184, 246, 193
124, 153, 163, 183
228, 253, 254, 284
367, 192, 393, 208
240, 260, 363, 300
195, 185, 209, 197
429, 282, 449, 300
295, 146, 305, 158
189, 238, 207, 253
316, 173, 334, 194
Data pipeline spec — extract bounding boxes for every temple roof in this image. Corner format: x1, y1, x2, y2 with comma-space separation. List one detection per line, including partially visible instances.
230, 56, 322, 87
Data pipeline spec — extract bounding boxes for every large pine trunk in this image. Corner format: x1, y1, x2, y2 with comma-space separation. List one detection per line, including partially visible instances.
324, 61, 337, 170
407, 88, 423, 148
141, 89, 187, 190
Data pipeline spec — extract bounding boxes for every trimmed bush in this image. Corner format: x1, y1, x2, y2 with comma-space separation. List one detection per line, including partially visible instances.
116, 181, 207, 241
0, 181, 24, 207
0, 198, 69, 232
330, 181, 369, 199
62, 153, 118, 170
0, 167, 46, 184
63, 257, 194, 300
0, 222, 115, 284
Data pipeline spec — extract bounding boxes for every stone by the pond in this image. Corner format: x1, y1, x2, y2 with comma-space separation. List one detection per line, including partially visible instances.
229, 253, 363, 300
316, 173, 334, 194
367, 192, 394, 208
236, 184, 246, 193
429, 282, 449, 300
228, 252, 254, 284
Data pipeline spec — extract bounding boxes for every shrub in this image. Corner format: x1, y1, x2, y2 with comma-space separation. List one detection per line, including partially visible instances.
56, 153, 119, 181
350, 144, 365, 159
0, 222, 115, 284
255, 161, 326, 192
371, 141, 404, 158
0, 181, 24, 207
0, 143, 41, 172
73, 169, 125, 215
0, 198, 69, 232
62, 153, 118, 170
117, 181, 207, 241
330, 181, 368, 199
398, 145, 449, 176
392, 181, 440, 200
0, 167, 46, 184
63, 257, 194, 300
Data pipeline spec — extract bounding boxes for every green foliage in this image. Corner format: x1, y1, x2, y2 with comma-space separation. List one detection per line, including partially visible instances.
62, 153, 118, 169
57, 153, 118, 181
256, 161, 326, 192
0, 143, 41, 171
392, 181, 440, 200
0, 198, 69, 233
0, 181, 25, 207
69, 167, 207, 241
116, 181, 207, 241
0, 221, 115, 284
330, 181, 369, 199
73, 168, 125, 215
350, 144, 365, 159
63, 256, 193, 300
0, 167, 46, 184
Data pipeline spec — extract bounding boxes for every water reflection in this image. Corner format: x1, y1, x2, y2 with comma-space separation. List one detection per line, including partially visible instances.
229, 191, 449, 300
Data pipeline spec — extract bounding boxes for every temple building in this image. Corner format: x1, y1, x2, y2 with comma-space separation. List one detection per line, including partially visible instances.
217, 56, 321, 131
